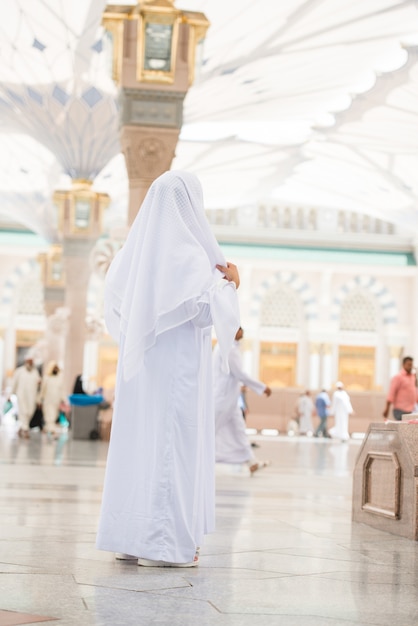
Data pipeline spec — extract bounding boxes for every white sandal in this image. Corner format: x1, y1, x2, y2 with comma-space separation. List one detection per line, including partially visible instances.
138, 552, 199, 568
115, 553, 137, 560
250, 460, 271, 474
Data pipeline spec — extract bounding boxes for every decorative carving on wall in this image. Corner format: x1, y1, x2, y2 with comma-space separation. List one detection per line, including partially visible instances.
90, 239, 121, 279
85, 315, 105, 342
362, 451, 401, 519
125, 136, 168, 180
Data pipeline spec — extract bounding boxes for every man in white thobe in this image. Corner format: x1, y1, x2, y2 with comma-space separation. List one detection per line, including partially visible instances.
329, 381, 353, 441
296, 390, 315, 435
213, 327, 271, 472
40, 362, 64, 435
11, 358, 41, 437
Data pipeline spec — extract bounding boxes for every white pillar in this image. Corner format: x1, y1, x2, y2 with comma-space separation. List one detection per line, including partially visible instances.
0, 335, 4, 390
389, 346, 402, 379
83, 340, 99, 393
4, 324, 16, 384
308, 343, 320, 390
321, 344, 333, 390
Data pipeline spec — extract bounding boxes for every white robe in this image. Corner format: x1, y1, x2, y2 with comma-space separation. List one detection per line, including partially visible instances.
297, 394, 315, 433
213, 341, 265, 464
11, 366, 40, 429
96, 281, 240, 563
329, 389, 353, 441
40, 374, 64, 431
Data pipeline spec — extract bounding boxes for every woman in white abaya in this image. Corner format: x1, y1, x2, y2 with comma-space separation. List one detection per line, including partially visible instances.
96, 171, 241, 567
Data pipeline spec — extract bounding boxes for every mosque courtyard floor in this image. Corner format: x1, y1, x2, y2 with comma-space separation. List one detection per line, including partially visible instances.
0, 429, 417, 626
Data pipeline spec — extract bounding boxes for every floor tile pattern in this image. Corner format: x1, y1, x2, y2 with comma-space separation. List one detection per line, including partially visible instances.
0, 429, 417, 625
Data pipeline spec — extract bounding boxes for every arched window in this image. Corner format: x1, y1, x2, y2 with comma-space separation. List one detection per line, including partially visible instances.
339, 289, 378, 391
260, 285, 301, 327
259, 285, 301, 388
340, 290, 377, 332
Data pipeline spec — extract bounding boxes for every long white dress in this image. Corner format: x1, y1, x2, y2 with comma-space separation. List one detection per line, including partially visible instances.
297, 394, 315, 434
11, 365, 40, 429
40, 373, 64, 432
329, 389, 353, 441
213, 341, 265, 464
96, 171, 241, 564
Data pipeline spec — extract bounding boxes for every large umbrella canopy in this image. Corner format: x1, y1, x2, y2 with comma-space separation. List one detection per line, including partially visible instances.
174, 0, 418, 227
0, 0, 417, 238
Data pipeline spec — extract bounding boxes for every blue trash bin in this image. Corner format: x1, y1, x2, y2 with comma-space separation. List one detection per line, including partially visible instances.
69, 394, 103, 440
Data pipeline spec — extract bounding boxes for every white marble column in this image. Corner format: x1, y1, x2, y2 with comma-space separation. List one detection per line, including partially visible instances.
82, 318, 104, 393
83, 341, 99, 393
389, 346, 402, 379
308, 343, 320, 390
321, 343, 333, 390
4, 325, 16, 386
0, 333, 4, 390
62, 240, 95, 395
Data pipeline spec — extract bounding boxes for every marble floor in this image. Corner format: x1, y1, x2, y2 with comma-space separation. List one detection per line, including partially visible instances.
0, 428, 417, 626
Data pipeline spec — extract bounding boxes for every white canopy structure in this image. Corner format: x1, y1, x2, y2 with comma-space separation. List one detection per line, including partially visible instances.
0, 0, 417, 238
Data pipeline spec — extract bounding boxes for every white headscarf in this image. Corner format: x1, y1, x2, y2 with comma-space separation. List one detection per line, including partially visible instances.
105, 170, 227, 381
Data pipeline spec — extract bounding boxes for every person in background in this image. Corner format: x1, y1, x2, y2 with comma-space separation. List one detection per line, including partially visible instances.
382, 356, 418, 421
96, 171, 240, 568
329, 381, 353, 442
73, 374, 87, 395
238, 385, 248, 420
296, 390, 315, 436
213, 327, 271, 474
314, 389, 331, 438
11, 357, 41, 438
0, 387, 19, 426
40, 361, 64, 438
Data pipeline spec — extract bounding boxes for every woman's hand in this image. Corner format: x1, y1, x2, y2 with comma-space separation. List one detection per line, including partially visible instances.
216, 262, 240, 288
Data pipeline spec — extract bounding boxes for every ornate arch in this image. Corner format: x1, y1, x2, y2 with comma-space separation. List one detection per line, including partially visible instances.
250, 271, 318, 321
0, 259, 38, 321
331, 275, 397, 326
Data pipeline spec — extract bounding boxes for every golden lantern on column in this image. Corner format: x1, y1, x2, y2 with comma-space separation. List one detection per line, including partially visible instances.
102, 1, 209, 225
38, 244, 65, 288
54, 180, 109, 240
102, 1, 210, 87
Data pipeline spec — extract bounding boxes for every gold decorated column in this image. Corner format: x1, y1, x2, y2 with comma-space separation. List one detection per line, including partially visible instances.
103, 1, 209, 225
38, 245, 65, 318
54, 181, 109, 394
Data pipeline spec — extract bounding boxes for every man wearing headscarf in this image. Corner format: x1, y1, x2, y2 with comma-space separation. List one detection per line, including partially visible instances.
96, 171, 241, 567
11, 357, 41, 438
40, 361, 64, 436
329, 381, 353, 442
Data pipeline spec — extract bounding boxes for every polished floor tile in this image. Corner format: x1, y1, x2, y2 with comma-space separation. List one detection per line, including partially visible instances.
0, 428, 417, 625
0, 610, 57, 625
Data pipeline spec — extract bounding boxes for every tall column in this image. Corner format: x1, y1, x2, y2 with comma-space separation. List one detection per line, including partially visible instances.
103, 1, 209, 225
54, 182, 109, 395
44, 308, 70, 368
321, 343, 333, 390
82, 317, 105, 393
389, 346, 403, 379
39, 245, 66, 317
38, 245, 67, 367
120, 123, 181, 225
62, 240, 96, 395
308, 342, 320, 390
0, 329, 4, 390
